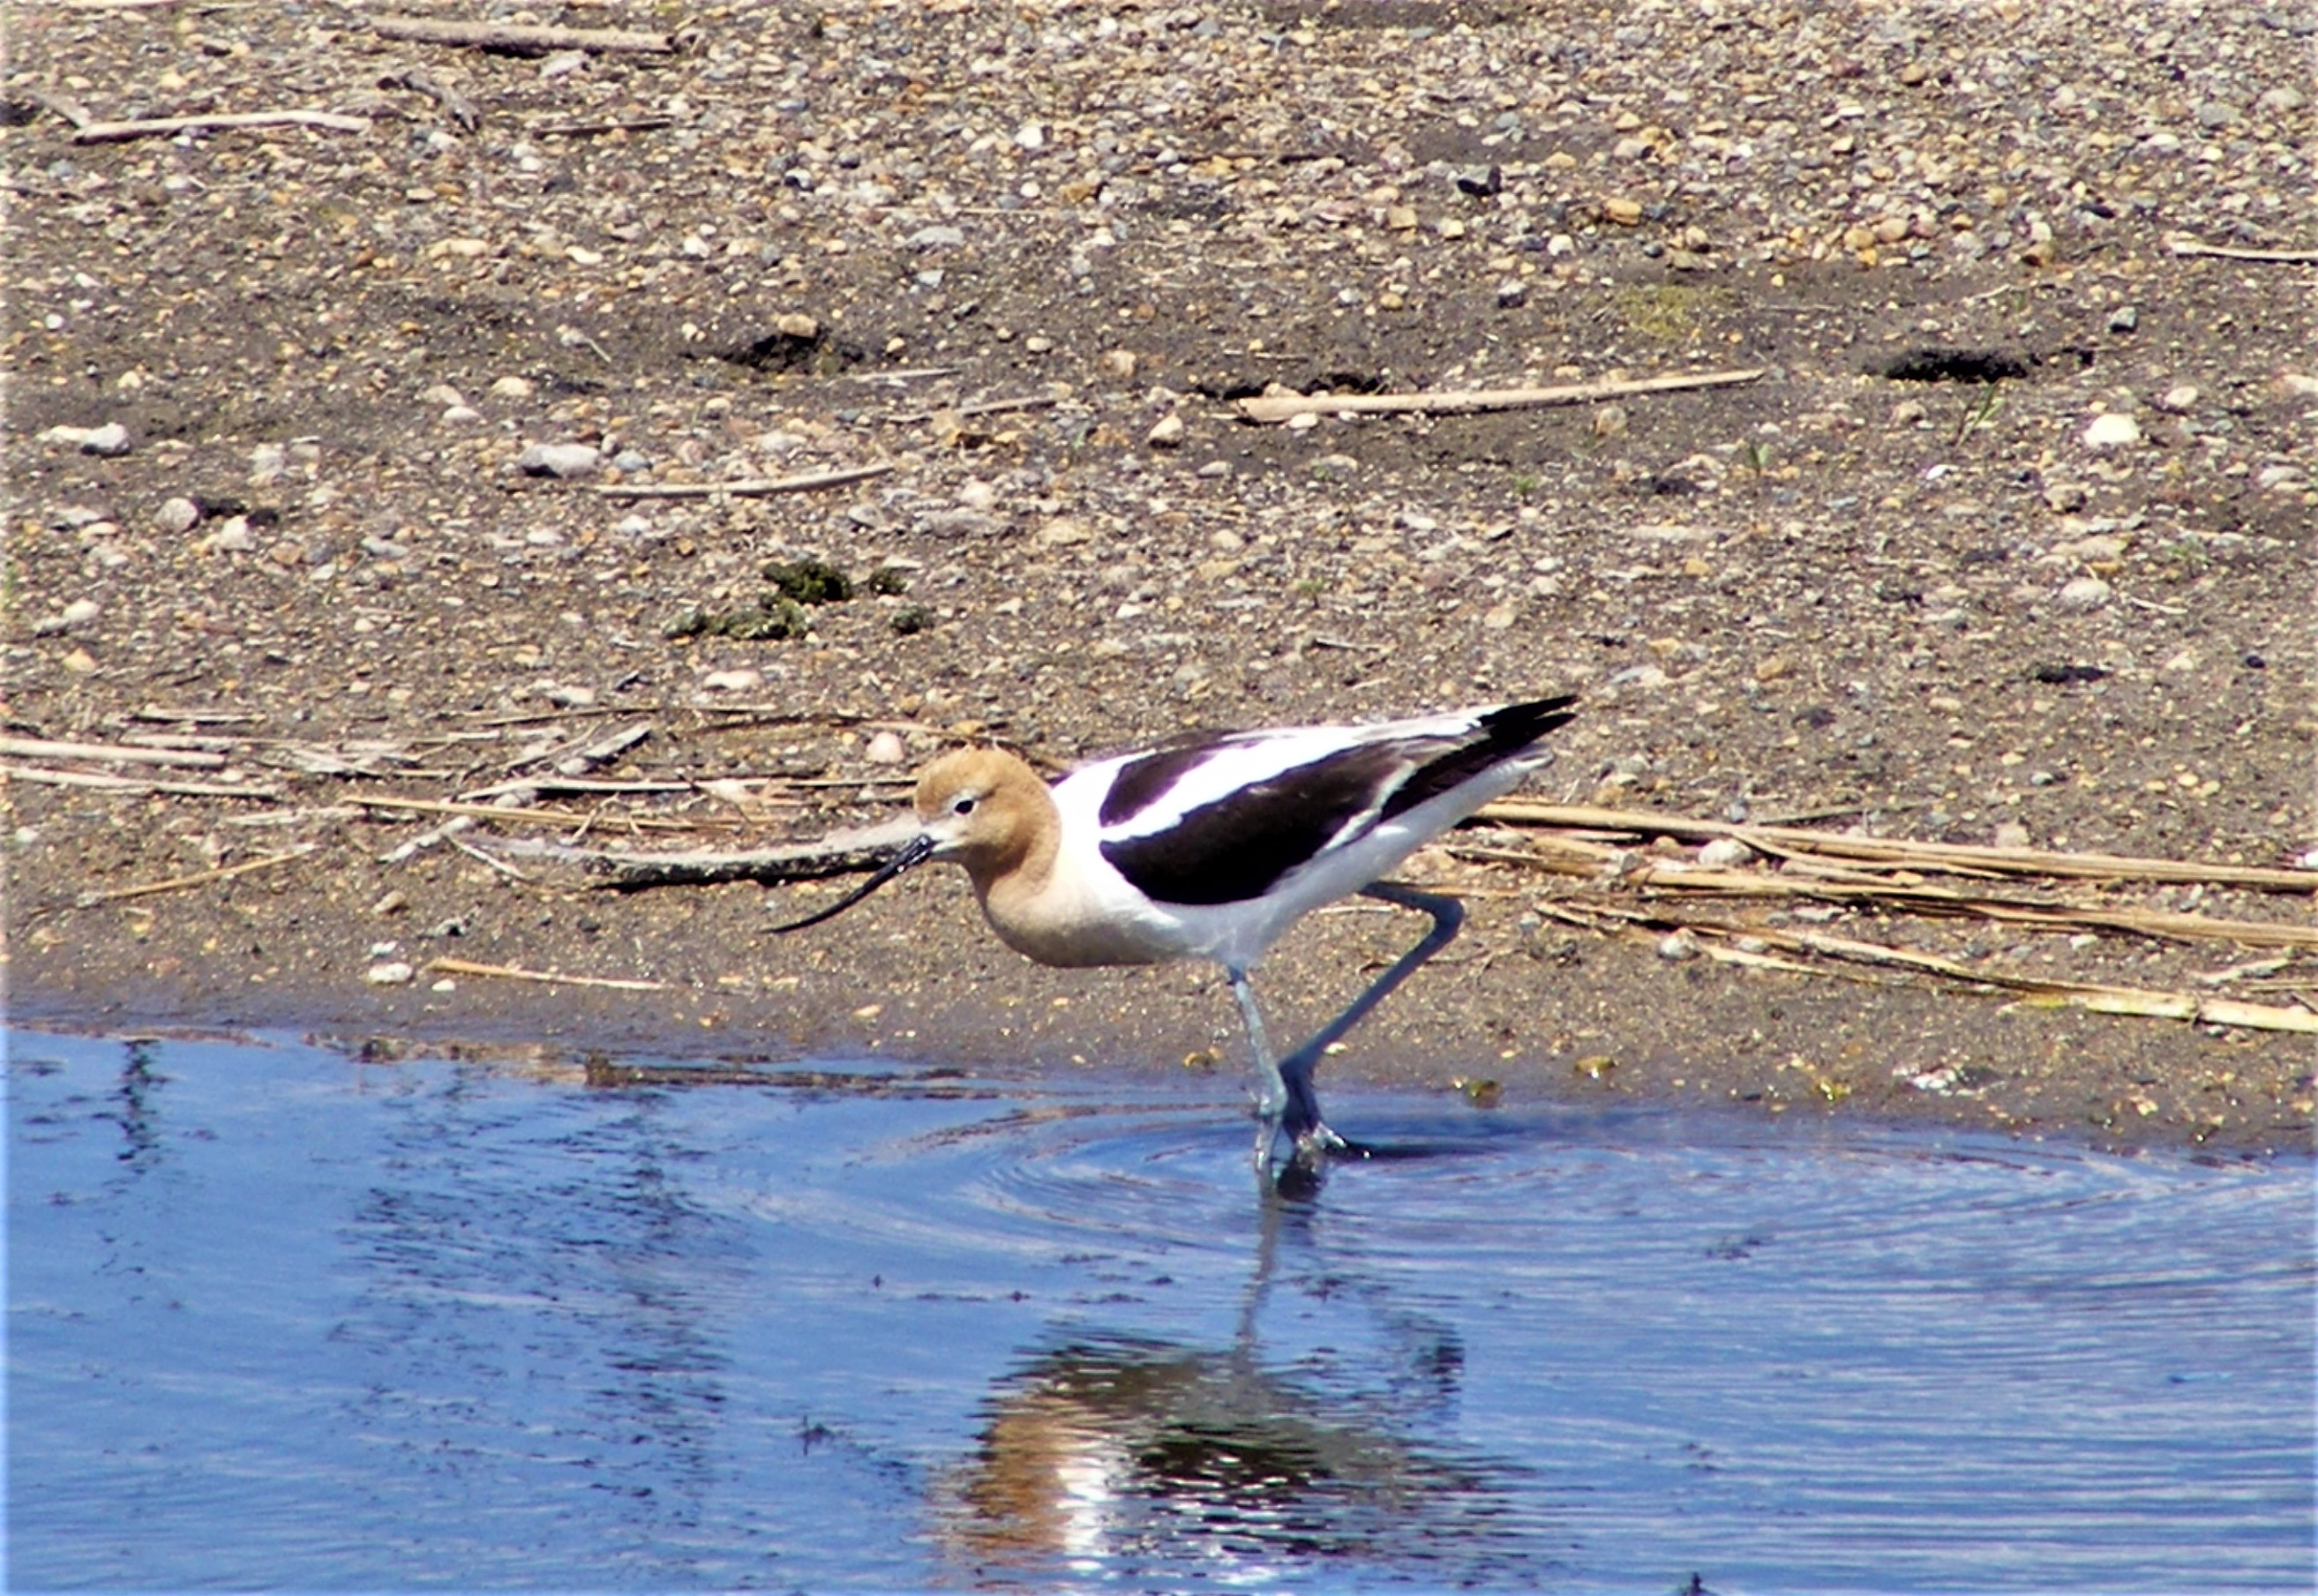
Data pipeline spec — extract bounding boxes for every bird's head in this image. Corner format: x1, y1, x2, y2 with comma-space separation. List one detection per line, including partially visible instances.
769, 746, 1048, 934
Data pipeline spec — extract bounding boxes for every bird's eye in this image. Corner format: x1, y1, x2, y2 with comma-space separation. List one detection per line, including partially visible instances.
951, 796, 977, 816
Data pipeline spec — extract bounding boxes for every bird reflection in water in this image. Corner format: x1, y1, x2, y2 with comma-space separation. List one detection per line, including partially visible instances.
933, 1195, 1549, 1585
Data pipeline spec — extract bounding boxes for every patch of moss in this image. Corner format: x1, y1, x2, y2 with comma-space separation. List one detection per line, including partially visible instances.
762, 557, 853, 604
889, 603, 935, 636
865, 566, 911, 596
664, 594, 811, 641
1612, 282, 1727, 342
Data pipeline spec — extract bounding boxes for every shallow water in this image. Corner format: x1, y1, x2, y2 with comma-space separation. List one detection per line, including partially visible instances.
9, 1030, 2313, 1592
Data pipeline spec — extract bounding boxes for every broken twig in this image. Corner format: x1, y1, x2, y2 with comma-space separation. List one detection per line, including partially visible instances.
370, 14, 673, 55
426, 956, 669, 993
1235, 367, 1765, 423
0, 734, 226, 768
76, 844, 318, 909
1, 762, 278, 799
73, 109, 371, 144
2167, 238, 2318, 265
491, 818, 917, 891
1475, 801, 2318, 894
590, 462, 893, 501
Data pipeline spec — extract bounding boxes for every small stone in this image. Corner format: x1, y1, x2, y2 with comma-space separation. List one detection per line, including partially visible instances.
1147, 413, 1186, 449
418, 382, 466, 408
1657, 928, 1701, 962
1591, 404, 1628, 438
1889, 399, 1927, 425
2042, 481, 2089, 513
1495, 277, 1528, 309
2105, 304, 2139, 333
1698, 836, 1755, 869
542, 684, 597, 708
1384, 205, 1418, 231
365, 961, 416, 986
1602, 196, 1643, 225
863, 730, 907, 765
2081, 412, 2141, 449
1036, 516, 1093, 546
700, 668, 766, 693
516, 442, 602, 478
372, 890, 409, 916
1482, 602, 1518, 630
61, 648, 98, 674
909, 224, 966, 249
205, 515, 254, 553
1101, 349, 1137, 379
775, 311, 819, 339
441, 404, 482, 424
1753, 655, 1791, 683
40, 422, 131, 456
156, 496, 201, 535
490, 375, 537, 399
1454, 163, 1503, 198
2155, 384, 2199, 415
2054, 575, 2113, 611
1992, 821, 2031, 849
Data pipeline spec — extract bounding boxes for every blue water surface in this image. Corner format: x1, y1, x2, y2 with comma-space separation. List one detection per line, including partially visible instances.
8, 1029, 2313, 1592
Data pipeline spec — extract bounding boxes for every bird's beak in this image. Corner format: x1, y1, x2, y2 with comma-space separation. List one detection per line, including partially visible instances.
769, 831, 938, 933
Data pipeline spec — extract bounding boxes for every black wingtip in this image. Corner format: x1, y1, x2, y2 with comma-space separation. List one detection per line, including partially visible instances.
1481, 693, 1579, 747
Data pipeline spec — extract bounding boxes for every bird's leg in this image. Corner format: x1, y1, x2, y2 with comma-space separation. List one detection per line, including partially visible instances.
1228, 967, 1286, 1170
1277, 882, 1467, 1158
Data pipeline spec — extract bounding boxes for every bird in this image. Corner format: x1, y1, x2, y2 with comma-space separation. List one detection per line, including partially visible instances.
773, 693, 1578, 1173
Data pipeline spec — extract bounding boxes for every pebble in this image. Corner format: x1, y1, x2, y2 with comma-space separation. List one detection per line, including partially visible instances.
490, 375, 537, 399
156, 496, 201, 535
61, 648, 98, 674
700, 668, 765, 693
2041, 482, 2089, 512
516, 442, 602, 478
1992, 822, 2032, 849
2054, 575, 2113, 611
365, 961, 416, 986
1657, 928, 1702, 962
1591, 405, 1629, 438
2155, 385, 2200, 415
2081, 412, 2141, 449
40, 422, 131, 456
1147, 413, 1186, 449
33, 598, 100, 636
774, 311, 820, 339
863, 730, 907, 765
1698, 836, 1756, 868
542, 684, 597, 708
203, 515, 255, 553
2105, 304, 2139, 333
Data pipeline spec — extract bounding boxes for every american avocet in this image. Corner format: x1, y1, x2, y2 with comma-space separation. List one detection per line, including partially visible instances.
775, 694, 1578, 1171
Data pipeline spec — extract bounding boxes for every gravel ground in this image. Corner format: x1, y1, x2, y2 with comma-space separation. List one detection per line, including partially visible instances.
6, 0, 2314, 1154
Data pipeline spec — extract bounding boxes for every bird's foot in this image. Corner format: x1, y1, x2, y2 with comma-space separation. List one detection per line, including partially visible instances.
1291, 1121, 1369, 1166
